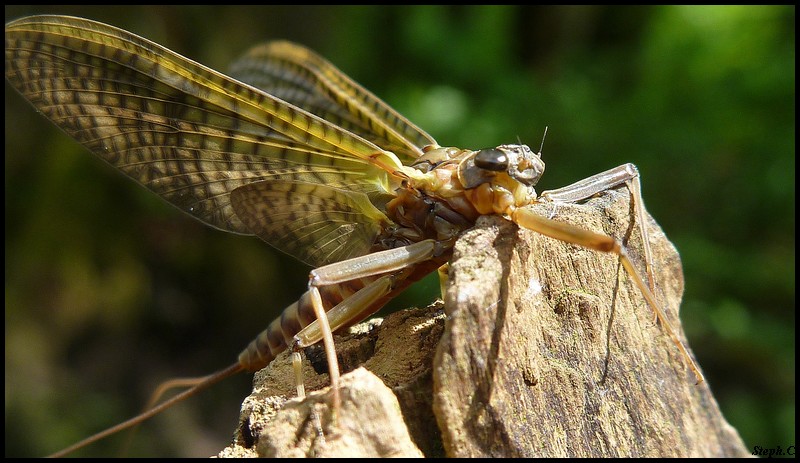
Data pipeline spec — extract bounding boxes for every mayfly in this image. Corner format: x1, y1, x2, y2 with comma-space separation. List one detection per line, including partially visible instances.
5, 15, 704, 457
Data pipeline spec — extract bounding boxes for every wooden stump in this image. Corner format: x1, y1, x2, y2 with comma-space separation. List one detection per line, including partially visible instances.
219, 190, 749, 458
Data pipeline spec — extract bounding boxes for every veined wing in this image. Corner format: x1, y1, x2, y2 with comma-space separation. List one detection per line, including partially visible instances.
231, 180, 388, 267
228, 41, 437, 165
5, 15, 402, 246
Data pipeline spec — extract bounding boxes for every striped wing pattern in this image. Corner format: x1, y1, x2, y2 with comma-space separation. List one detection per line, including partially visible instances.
228, 41, 437, 165
5, 15, 433, 265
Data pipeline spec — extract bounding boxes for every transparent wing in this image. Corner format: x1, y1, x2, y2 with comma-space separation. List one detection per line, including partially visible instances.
5, 15, 404, 246
231, 180, 388, 268
228, 41, 438, 165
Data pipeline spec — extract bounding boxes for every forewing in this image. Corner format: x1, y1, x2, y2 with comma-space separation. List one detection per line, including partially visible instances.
231, 180, 388, 268
5, 15, 401, 237
228, 41, 438, 165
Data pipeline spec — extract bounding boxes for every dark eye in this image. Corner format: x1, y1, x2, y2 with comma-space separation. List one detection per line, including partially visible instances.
474, 148, 508, 171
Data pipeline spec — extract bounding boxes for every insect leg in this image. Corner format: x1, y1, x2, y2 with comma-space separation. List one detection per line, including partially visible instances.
509, 205, 704, 384
292, 352, 306, 398
309, 239, 438, 286
539, 164, 655, 293
295, 275, 395, 348
437, 264, 450, 300
302, 239, 438, 412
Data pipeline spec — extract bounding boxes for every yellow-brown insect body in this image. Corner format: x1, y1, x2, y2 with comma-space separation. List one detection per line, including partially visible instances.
238, 144, 546, 372
394, 143, 546, 235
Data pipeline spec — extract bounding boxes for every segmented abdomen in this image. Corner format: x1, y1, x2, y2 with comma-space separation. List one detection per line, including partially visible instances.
236, 256, 446, 371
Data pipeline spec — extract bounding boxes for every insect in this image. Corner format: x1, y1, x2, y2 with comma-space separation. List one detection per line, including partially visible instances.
5, 14, 704, 457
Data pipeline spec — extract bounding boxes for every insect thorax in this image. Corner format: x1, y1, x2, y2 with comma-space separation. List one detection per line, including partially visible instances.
377, 144, 543, 254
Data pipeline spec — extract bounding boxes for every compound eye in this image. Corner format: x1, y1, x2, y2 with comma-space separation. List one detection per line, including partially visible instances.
474, 148, 509, 172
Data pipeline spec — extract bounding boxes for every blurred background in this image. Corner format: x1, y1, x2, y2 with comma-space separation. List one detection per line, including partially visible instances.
5, 5, 794, 457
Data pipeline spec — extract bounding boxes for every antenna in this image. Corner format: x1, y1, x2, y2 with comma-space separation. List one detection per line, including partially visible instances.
538, 126, 549, 154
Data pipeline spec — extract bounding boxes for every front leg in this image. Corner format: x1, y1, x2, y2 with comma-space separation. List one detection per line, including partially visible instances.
508, 203, 704, 385
539, 164, 654, 293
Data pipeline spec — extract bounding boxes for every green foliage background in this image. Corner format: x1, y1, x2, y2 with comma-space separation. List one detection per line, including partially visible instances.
5, 5, 794, 457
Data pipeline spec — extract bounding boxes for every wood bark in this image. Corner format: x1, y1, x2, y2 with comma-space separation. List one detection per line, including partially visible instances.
218, 190, 749, 458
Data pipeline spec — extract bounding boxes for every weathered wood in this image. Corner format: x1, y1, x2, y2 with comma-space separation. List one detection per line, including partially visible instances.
219, 190, 748, 458
220, 304, 446, 457
434, 191, 748, 457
